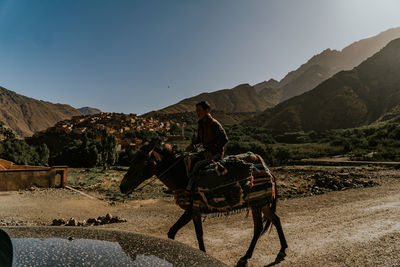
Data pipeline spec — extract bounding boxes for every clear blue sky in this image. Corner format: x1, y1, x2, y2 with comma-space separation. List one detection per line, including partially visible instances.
1, 0, 400, 115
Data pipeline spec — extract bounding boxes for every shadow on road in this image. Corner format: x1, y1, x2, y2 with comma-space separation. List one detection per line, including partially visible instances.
264, 255, 285, 267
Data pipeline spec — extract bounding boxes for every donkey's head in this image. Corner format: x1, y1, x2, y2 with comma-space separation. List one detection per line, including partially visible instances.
119, 142, 172, 194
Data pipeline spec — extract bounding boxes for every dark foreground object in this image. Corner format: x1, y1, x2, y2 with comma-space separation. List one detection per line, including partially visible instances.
1, 226, 227, 267
0, 229, 13, 267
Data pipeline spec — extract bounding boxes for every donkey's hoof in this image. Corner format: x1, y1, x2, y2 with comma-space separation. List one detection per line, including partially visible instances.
235, 257, 248, 267
167, 232, 175, 240
275, 250, 286, 261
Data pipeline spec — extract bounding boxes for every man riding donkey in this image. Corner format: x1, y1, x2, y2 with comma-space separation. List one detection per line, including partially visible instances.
185, 100, 228, 191
120, 100, 288, 266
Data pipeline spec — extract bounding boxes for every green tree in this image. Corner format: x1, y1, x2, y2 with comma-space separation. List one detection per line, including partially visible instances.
169, 123, 180, 135
83, 143, 100, 167
0, 138, 45, 165
36, 143, 50, 166
100, 130, 118, 169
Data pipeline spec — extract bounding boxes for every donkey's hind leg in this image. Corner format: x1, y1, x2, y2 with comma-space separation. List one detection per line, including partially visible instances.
262, 205, 288, 260
236, 207, 263, 267
168, 209, 192, 240
192, 213, 205, 252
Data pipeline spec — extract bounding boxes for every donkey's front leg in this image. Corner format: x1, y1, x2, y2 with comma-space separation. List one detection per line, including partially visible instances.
168, 209, 192, 240
192, 213, 205, 252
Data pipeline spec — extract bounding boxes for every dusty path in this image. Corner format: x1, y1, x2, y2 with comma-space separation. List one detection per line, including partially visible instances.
1, 169, 399, 266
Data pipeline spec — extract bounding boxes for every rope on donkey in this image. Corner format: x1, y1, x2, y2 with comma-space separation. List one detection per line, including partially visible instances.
136, 156, 184, 191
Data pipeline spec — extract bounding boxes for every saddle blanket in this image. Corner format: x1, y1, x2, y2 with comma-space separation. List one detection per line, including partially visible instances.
184, 152, 276, 214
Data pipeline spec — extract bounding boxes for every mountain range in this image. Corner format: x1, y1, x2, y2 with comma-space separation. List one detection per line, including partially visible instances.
247, 38, 400, 131
151, 27, 400, 122
0, 87, 82, 137
2, 28, 400, 137
275, 27, 400, 102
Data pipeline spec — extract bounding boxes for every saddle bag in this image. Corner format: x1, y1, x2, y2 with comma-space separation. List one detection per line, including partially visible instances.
196, 157, 253, 188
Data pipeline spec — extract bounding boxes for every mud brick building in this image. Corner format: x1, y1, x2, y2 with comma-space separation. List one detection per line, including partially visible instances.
0, 159, 67, 191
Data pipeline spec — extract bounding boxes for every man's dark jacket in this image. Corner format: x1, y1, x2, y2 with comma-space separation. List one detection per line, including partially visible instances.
194, 113, 228, 156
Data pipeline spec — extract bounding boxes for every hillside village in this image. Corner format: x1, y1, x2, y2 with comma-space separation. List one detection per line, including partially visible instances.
48, 112, 182, 151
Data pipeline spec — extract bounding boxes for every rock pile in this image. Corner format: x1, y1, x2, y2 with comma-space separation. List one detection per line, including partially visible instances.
276, 169, 379, 199
310, 173, 377, 195
51, 213, 127, 227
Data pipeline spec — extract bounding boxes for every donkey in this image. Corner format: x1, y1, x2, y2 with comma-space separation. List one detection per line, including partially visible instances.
120, 143, 287, 266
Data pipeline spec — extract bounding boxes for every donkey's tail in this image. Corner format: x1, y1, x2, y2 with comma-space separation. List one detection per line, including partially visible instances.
261, 172, 278, 236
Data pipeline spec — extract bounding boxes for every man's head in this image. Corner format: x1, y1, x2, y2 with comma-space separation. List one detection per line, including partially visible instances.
195, 101, 211, 120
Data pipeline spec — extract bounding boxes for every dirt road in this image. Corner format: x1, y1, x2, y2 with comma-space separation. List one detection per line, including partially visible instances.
1, 169, 399, 266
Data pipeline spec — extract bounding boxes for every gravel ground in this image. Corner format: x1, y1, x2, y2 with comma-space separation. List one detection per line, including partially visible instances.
1, 166, 399, 266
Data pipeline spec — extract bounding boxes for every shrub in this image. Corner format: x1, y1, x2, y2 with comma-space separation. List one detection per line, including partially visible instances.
225, 141, 251, 156
275, 147, 292, 165
0, 138, 49, 166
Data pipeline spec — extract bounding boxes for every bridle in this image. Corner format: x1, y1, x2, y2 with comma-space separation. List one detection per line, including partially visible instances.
135, 154, 184, 191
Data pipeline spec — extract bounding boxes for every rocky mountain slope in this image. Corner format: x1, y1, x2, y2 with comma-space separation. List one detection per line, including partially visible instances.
144, 83, 278, 125
152, 83, 277, 114
246, 38, 400, 132
145, 110, 258, 126
256, 27, 400, 103
0, 86, 82, 137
